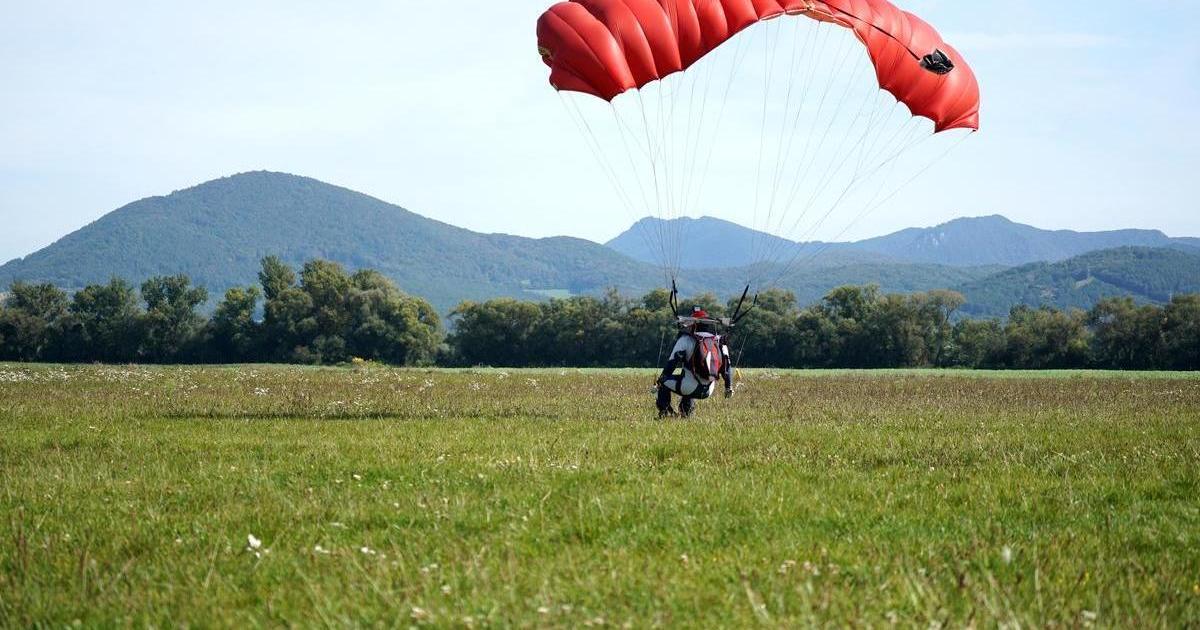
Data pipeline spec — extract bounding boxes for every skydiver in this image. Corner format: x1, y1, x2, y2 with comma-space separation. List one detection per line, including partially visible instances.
655, 306, 734, 419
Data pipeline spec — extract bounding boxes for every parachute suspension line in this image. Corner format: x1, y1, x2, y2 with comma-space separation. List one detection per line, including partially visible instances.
754, 17, 823, 275
750, 23, 864, 287
655, 64, 679, 277
771, 117, 950, 285
749, 15, 814, 286
748, 19, 783, 285
622, 91, 670, 284
682, 30, 752, 230
768, 130, 972, 287
783, 103, 912, 248
768, 109, 918, 274
634, 90, 676, 282
679, 49, 715, 228
559, 93, 666, 283
765, 91, 903, 270
755, 25, 865, 283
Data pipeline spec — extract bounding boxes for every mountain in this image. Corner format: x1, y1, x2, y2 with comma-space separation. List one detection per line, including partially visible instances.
4, 173, 1191, 315
606, 216, 891, 269
955, 247, 1200, 318
608, 215, 1200, 268
0, 172, 656, 311
851, 215, 1199, 266
0, 172, 994, 312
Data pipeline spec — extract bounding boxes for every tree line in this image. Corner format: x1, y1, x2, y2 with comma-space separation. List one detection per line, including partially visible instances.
1, 257, 1197, 370
0, 257, 440, 366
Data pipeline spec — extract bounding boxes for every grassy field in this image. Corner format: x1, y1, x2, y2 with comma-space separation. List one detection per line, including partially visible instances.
1, 364, 1198, 627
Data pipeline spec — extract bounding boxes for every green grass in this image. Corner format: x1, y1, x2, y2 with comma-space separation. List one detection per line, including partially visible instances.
1, 364, 1198, 627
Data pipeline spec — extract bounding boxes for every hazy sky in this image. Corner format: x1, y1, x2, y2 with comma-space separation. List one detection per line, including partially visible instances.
2, 1, 1198, 264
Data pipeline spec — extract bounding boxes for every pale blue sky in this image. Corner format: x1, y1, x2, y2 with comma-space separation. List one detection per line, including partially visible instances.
1, 1, 1197, 264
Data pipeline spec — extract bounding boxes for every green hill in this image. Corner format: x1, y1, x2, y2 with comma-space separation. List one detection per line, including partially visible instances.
956, 247, 1200, 318
0, 172, 659, 311
0, 172, 1007, 311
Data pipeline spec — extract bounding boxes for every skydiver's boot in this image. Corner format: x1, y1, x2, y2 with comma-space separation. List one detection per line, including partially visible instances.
680, 396, 697, 418
656, 385, 677, 419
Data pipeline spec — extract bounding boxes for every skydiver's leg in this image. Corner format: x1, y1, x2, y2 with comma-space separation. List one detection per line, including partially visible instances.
657, 376, 684, 417
680, 396, 697, 418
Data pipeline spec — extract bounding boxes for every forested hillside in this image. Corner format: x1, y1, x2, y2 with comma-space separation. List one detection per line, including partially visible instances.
956, 247, 1200, 318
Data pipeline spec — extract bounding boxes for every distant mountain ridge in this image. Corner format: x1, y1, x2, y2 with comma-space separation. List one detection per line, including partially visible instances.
0, 172, 995, 311
2, 172, 1196, 316
608, 214, 1199, 268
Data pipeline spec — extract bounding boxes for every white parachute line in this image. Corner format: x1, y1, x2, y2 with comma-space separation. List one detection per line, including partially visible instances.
772, 95, 899, 245
634, 90, 673, 279
757, 29, 857, 266
659, 70, 682, 276
789, 117, 925, 250
760, 38, 870, 271
748, 19, 783, 279
768, 131, 971, 287
756, 102, 907, 281
609, 100, 674, 276
784, 113, 924, 254
761, 18, 827, 228
683, 30, 751, 225
751, 16, 821, 285
753, 33, 873, 281
767, 120, 937, 286
676, 65, 712, 273
744, 20, 820, 278
559, 94, 666, 281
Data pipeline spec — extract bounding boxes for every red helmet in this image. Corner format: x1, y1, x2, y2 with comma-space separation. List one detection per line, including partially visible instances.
692, 306, 709, 320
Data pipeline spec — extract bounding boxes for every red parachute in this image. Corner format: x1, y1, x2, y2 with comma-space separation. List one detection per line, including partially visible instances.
538, 0, 979, 132
537, 0, 981, 288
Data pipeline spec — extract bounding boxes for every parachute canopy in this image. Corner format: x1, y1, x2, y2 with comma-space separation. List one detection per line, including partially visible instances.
537, 0, 979, 132
537, 0, 981, 290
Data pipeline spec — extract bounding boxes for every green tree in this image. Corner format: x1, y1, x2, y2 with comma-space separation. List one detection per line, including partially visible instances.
1162, 294, 1200, 370
346, 270, 441, 366
210, 286, 262, 362
0, 282, 69, 361
1002, 306, 1091, 369
819, 285, 881, 367
914, 290, 966, 367
793, 307, 839, 368
947, 319, 1006, 368
1088, 297, 1164, 369
300, 260, 355, 363
448, 299, 542, 366
731, 289, 799, 367
140, 275, 208, 363
57, 279, 143, 363
258, 255, 296, 301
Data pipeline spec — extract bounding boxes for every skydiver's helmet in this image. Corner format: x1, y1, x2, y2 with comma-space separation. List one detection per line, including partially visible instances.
690, 306, 718, 335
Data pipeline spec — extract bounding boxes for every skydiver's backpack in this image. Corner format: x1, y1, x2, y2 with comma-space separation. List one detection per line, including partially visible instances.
690, 333, 723, 381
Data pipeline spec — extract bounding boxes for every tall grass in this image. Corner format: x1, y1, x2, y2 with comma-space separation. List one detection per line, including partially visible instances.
1, 364, 1197, 626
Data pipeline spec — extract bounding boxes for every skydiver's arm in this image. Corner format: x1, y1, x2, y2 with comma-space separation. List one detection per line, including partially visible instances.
659, 349, 686, 382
